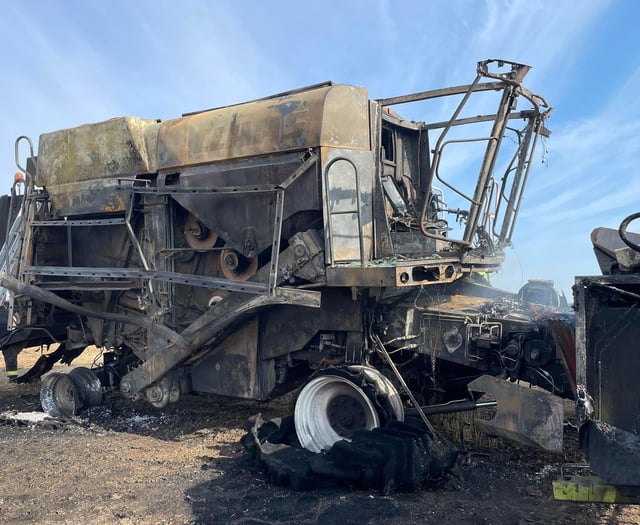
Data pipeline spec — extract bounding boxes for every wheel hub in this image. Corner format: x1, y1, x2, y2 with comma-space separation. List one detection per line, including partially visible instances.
326, 394, 368, 437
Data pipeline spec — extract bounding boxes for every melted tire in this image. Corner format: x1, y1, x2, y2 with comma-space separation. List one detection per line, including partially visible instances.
243, 414, 458, 492
69, 367, 104, 407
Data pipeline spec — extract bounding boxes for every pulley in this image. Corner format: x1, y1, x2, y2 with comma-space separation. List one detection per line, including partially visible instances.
219, 248, 258, 281
523, 339, 553, 367
184, 214, 218, 250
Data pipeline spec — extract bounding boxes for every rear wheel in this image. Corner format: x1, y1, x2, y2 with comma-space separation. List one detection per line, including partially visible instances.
294, 365, 404, 453
40, 373, 81, 417
40, 367, 103, 417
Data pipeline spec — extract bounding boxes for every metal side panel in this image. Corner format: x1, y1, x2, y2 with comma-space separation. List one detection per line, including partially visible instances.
190, 319, 275, 400
575, 274, 640, 486
321, 148, 374, 265
468, 375, 564, 452
575, 275, 640, 434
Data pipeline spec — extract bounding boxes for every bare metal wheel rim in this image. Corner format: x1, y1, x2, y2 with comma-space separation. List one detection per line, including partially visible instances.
295, 374, 381, 453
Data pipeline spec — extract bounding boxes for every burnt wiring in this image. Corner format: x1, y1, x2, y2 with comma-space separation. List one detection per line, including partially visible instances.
525, 365, 557, 394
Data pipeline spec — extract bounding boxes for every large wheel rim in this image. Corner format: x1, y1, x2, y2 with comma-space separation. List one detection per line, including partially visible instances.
295, 374, 381, 453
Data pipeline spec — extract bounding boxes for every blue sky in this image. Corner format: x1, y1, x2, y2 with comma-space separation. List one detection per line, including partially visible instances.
1, 0, 638, 296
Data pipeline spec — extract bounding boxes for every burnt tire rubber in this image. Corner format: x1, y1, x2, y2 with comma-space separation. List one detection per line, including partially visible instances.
243, 414, 458, 492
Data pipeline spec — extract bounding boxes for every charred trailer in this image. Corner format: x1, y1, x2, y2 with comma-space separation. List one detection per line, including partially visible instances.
0, 60, 567, 452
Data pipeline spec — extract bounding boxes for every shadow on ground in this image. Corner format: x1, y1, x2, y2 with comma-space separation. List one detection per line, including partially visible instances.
185, 452, 404, 525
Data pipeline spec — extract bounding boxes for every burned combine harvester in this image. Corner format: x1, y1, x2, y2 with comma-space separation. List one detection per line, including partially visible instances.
0, 59, 568, 453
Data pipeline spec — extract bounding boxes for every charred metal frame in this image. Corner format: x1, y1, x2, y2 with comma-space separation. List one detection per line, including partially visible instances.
379, 59, 551, 249
574, 273, 640, 485
574, 274, 640, 427
24, 153, 319, 301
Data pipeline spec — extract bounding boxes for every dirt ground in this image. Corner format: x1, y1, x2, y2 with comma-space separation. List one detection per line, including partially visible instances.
0, 347, 639, 525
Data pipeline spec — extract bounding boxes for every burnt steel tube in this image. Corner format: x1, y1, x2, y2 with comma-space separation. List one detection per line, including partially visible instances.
405, 399, 497, 416
0, 273, 185, 349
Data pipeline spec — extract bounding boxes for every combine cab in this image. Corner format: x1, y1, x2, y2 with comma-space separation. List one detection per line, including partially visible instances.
0, 60, 567, 452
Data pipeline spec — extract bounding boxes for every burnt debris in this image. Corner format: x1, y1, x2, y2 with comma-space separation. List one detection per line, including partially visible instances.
242, 414, 458, 492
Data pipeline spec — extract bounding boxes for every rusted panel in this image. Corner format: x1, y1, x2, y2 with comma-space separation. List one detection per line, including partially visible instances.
325, 259, 463, 287
325, 265, 398, 287
321, 85, 371, 149
36, 86, 369, 216
45, 180, 130, 216
37, 117, 159, 187
468, 375, 564, 452
576, 274, 640, 433
260, 288, 363, 360
395, 264, 459, 286
157, 85, 369, 170
170, 152, 321, 256
37, 117, 159, 215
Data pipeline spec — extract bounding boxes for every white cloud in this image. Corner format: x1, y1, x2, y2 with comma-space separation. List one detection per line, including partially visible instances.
501, 63, 640, 293
523, 109, 640, 225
